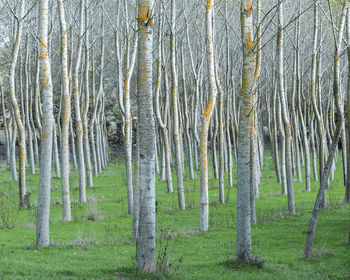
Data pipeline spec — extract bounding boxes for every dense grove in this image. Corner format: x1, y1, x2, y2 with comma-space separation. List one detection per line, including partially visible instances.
0, 0, 349, 277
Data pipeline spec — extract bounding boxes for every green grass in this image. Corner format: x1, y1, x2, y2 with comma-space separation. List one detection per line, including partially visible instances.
0, 151, 349, 280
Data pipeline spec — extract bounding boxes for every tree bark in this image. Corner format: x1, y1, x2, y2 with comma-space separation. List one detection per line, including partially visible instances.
237, 0, 255, 262
36, 0, 54, 247
136, 0, 156, 272
9, 0, 27, 208
199, 0, 219, 231
73, 0, 86, 203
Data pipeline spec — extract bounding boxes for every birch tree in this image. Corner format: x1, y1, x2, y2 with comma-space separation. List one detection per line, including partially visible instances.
9, 0, 27, 208
171, 0, 186, 210
58, 0, 71, 221
136, 0, 156, 272
199, 0, 218, 232
73, 0, 86, 203
304, 1, 348, 258
237, 0, 255, 262
36, 0, 54, 247
278, 1, 295, 215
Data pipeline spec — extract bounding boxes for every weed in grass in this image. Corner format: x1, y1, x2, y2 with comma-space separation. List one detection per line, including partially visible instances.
0, 161, 8, 171
303, 248, 335, 261
26, 205, 37, 224
209, 200, 219, 207
24, 192, 33, 209
51, 234, 99, 250
22, 222, 36, 228
0, 186, 18, 229
87, 201, 100, 221
157, 228, 176, 241
102, 220, 119, 245
164, 207, 176, 215
117, 228, 184, 280
185, 197, 196, 209
225, 186, 231, 203
181, 229, 201, 236
54, 198, 62, 206
116, 235, 134, 246
108, 196, 124, 203
51, 184, 59, 191
156, 234, 183, 279
184, 187, 195, 193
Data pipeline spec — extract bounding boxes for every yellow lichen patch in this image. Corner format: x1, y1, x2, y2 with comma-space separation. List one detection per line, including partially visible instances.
246, 0, 252, 12
246, 36, 254, 53
39, 37, 48, 59
206, 0, 212, 11
203, 96, 214, 119
41, 76, 49, 89
138, 3, 151, 25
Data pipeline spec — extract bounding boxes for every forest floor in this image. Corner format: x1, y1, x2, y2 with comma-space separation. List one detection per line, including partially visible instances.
0, 152, 349, 279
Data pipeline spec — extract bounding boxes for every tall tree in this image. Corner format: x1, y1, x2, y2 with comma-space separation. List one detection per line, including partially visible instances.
346, 2, 350, 203
36, 0, 54, 247
199, 0, 219, 232
171, 0, 186, 210
136, 0, 156, 272
278, 0, 295, 215
82, 0, 93, 188
237, 0, 255, 262
9, 0, 27, 208
73, 0, 86, 203
58, 0, 71, 221
304, 0, 348, 258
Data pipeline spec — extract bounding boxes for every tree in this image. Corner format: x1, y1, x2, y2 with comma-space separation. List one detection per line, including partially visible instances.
82, 0, 93, 188
346, 1, 350, 203
73, 0, 86, 203
154, 21, 173, 193
58, 0, 71, 221
136, 0, 156, 272
277, 0, 295, 215
8, 0, 27, 208
36, 0, 54, 247
199, 0, 219, 232
304, 0, 348, 258
171, 0, 186, 210
237, 0, 255, 262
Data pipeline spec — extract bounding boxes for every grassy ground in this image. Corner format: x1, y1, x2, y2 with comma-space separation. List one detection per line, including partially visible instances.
0, 151, 349, 280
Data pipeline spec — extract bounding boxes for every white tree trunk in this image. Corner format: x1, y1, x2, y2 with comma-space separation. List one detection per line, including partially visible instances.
237, 0, 255, 262
36, 0, 54, 247
73, 0, 86, 203
136, 0, 156, 272
58, 0, 71, 221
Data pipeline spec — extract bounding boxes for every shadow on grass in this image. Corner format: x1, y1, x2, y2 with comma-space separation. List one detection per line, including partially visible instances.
221, 255, 265, 271
116, 266, 177, 280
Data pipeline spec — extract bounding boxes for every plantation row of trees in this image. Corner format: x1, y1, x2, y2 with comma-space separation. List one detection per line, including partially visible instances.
0, 0, 350, 272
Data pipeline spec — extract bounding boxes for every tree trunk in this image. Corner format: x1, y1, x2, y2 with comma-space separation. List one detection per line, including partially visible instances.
73, 0, 86, 203
199, 0, 219, 231
9, 0, 26, 208
136, 0, 156, 272
58, 0, 71, 221
346, 6, 350, 203
236, 0, 255, 262
278, 2, 295, 215
36, 0, 54, 247
171, 0, 186, 210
